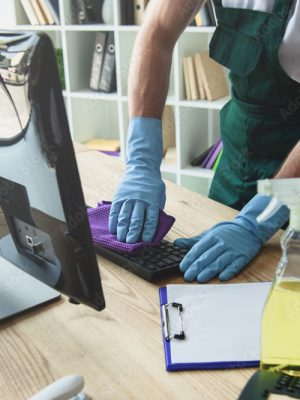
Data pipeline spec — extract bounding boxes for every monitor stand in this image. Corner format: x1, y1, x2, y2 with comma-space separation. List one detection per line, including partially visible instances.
0, 257, 60, 321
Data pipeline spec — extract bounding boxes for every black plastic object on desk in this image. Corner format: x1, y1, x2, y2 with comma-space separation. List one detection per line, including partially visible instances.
94, 240, 188, 282
0, 32, 105, 314
238, 370, 300, 399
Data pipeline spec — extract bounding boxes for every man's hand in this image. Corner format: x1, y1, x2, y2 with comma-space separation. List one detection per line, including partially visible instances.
175, 195, 289, 282
109, 117, 166, 243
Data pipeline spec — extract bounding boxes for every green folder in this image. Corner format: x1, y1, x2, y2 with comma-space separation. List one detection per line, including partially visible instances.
212, 149, 223, 172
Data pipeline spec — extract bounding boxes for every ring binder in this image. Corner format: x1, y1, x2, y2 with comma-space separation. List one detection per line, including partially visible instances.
98, 32, 116, 93
161, 302, 185, 341
90, 32, 107, 91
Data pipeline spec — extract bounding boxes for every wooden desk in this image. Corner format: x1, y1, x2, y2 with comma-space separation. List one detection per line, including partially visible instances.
0, 151, 282, 400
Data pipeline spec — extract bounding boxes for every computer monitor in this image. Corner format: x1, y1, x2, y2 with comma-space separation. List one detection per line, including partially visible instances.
0, 31, 105, 318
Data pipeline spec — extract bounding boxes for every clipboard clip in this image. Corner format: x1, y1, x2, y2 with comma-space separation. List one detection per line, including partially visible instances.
162, 302, 185, 341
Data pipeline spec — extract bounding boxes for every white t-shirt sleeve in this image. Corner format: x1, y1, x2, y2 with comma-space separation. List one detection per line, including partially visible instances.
222, 0, 274, 12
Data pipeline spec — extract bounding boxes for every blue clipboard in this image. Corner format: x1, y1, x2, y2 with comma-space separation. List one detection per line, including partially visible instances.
159, 286, 261, 372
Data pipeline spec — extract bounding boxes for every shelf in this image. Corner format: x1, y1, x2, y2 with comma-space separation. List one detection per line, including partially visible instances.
117, 26, 216, 33
117, 25, 140, 32
70, 90, 119, 101
185, 26, 216, 33
181, 166, 214, 179
161, 163, 178, 174
120, 95, 176, 105
181, 173, 212, 196
70, 98, 120, 143
179, 96, 230, 110
65, 24, 115, 31
8, 0, 228, 198
15, 24, 61, 31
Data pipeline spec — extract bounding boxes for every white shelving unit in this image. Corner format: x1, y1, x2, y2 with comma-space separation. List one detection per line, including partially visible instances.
4, 0, 230, 196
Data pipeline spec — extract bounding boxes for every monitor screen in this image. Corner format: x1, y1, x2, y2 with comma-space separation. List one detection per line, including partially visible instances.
0, 32, 105, 312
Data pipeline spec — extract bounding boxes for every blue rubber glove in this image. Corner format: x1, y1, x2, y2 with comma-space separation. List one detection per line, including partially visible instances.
109, 117, 166, 243
174, 195, 289, 283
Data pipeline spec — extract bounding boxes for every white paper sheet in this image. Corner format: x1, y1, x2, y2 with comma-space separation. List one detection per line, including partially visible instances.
167, 282, 272, 365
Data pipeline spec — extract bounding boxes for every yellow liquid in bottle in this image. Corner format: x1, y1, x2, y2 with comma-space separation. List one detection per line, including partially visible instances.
261, 280, 300, 376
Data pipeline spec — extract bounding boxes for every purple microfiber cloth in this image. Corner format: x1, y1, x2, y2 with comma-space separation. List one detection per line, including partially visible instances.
87, 201, 175, 253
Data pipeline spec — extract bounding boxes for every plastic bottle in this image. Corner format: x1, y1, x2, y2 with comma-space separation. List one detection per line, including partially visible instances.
257, 178, 300, 377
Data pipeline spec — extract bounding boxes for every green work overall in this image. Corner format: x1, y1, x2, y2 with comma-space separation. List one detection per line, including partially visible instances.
208, 0, 300, 210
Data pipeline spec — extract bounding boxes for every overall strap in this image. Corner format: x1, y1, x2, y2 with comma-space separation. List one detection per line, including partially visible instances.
213, 0, 222, 7
272, 0, 294, 19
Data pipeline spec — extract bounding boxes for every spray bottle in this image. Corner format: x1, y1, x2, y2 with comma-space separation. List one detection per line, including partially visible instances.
257, 178, 300, 377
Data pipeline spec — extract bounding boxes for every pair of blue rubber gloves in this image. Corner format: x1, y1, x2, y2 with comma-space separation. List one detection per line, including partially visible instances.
109, 117, 289, 282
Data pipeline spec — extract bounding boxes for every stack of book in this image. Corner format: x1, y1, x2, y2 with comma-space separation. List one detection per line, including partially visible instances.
90, 32, 116, 93
191, 138, 223, 171
191, 0, 217, 27
183, 51, 229, 101
84, 138, 120, 157
20, 0, 60, 25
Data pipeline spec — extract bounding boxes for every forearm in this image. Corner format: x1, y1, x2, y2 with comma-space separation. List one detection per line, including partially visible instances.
128, 0, 204, 119
275, 140, 300, 178
128, 26, 173, 118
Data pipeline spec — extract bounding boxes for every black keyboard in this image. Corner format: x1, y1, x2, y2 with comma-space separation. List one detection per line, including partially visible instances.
239, 370, 300, 399
94, 240, 188, 282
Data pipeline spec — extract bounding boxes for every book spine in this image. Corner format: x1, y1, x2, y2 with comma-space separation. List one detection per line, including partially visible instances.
201, 139, 221, 168
194, 53, 206, 100
38, 0, 55, 24
182, 57, 191, 101
74, 0, 87, 24
90, 32, 107, 91
133, 0, 149, 25
121, 0, 134, 25
20, 0, 39, 25
44, 0, 60, 24
205, 139, 222, 169
201, 146, 217, 168
212, 148, 223, 171
99, 32, 117, 93
194, 12, 202, 27
206, 0, 217, 26
195, 52, 212, 101
200, 5, 211, 27
30, 0, 47, 24
186, 57, 199, 101
191, 144, 214, 166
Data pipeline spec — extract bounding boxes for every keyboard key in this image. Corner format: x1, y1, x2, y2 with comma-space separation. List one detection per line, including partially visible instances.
278, 376, 292, 387
144, 263, 157, 271
168, 255, 182, 262
135, 260, 145, 266
95, 240, 184, 281
157, 261, 167, 268
164, 259, 177, 266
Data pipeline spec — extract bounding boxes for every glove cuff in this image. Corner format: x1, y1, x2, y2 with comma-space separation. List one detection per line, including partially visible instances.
236, 194, 289, 244
126, 117, 163, 170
